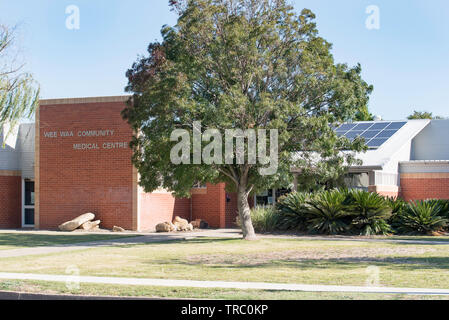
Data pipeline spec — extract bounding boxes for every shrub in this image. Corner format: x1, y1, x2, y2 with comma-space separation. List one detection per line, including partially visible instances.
348, 190, 392, 236
397, 201, 448, 235
425, 199, 449, 221
236, 206, 279, 233
386, 197, 407, 230
305, 189, 353, 235
276, 192, 311, 231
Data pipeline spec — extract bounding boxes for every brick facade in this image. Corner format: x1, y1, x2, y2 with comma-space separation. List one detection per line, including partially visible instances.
191, 183, 226, 228
35, 97, 239, 231
37, 98, 135, 230
139, 190, 190, 231
0, 95, 264, 231
368, 185, 399, 199
400, 173, 449, 201
0, 174, 21, 229
225, 192, 238, 228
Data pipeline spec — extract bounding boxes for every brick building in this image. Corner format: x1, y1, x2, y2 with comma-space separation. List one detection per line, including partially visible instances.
0, 96, 243, 230
0, 96, 448, 230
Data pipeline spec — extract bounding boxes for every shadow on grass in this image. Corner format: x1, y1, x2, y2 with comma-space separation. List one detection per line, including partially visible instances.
108, 237, 242, 249
143, 255, 449, 272
0, 233, 138, 249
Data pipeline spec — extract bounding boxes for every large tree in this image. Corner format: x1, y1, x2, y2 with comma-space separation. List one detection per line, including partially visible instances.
123, 0, 372, 240
0, 25, 39, 135
407, 110, 444, 120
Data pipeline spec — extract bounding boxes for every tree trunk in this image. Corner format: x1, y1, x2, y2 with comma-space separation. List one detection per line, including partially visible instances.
237, 183, 257, 241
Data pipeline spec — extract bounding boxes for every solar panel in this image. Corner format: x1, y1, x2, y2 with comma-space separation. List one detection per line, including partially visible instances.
336, 123, 357, 131
367, 138, 389, 148
361, 130, 381, 139
334, 121, 407, 149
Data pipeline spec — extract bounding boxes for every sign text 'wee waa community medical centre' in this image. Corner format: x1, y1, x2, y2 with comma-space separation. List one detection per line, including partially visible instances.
43, 129, 129, 151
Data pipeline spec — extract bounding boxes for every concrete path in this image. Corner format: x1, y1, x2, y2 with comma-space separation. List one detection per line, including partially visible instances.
1, 228, 449, 259
0, 272, 448, 295
0, 233, 199, 259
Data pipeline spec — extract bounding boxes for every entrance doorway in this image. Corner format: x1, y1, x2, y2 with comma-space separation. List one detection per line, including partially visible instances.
22, 179, 35, 227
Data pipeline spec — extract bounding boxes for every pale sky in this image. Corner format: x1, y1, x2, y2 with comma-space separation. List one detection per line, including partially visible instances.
1, 0, 448, 120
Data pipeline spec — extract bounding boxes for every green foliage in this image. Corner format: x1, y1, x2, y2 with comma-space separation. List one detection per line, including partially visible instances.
237, 206, 279, 233
407, 110, 444, 120
397, 201, 448, 235
386, 197, 407, 230
348, 190, 392, 235
276, 192, 311, 231
305, 189, 353, 235
271, 190, 449, 236
123, 0, 372, 212
424, 199, 449, 219
353, 105, 374, 121
0, 25, 39, 137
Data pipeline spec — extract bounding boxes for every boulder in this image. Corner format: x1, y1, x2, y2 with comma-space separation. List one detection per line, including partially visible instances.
79, 220, 101, 231
156, 222, 171, 233
190, 219, 209, 229
112, 226, 126, 232
168, 222, 177, 232
173, 216, 189, 231
58, 213, 95, 231
191, 220, 201, 229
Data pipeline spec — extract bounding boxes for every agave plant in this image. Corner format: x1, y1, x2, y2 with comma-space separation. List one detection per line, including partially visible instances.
306, 189, 352, 235
276, 192, 311, 231
424, 199, 449, 220
398, 201, 448, 235
386, 197, 407, 229
348, 190, 392, 236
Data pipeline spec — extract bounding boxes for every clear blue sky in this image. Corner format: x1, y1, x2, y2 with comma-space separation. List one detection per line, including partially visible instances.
1, 0, 448, 120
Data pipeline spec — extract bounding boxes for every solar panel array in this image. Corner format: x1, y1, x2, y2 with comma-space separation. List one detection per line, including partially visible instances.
335, 121, 407, 149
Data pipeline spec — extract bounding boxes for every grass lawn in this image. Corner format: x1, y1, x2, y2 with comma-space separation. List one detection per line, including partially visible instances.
0, 232, 141, 251
1, 279, 448, 300
1, 237, 449, 293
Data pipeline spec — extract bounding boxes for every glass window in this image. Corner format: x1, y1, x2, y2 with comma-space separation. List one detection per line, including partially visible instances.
25, 208, 34, 225
25, 181, 34, 206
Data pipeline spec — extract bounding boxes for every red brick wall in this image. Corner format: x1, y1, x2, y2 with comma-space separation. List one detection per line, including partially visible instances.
38, 101, 134, 230
192, 183, 226, 228
139, 191, 190, 231
225, 192, 238, 228
401, 177, 449, 201
0, 175, 21, 228
368, 186, 399, 199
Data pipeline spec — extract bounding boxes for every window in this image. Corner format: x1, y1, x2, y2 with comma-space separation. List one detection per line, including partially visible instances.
192, 182, 207, 189
23, 180, 35, 227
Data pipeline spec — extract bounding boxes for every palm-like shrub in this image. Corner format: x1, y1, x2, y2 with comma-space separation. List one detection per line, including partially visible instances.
348, 190, 392, 236
306, 189, 353, 235
425, 199, 449, 221
386, 197, 407, 229
276, 192, 311, 231
397, 201, 448, 235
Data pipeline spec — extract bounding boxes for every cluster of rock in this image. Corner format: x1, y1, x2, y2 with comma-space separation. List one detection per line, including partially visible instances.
58, 213, 126, 232
58, 213, 100, 232
156, 216, 208, 233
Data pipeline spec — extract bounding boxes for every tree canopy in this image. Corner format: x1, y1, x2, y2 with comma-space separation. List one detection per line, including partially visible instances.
407, 110, 444, 120
0, 25, 39, 136
123, 0, 373, 239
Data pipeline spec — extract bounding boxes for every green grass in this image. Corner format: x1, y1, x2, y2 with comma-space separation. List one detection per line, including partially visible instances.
2, 237, 449, 290
0, 232, 141, 250
385, 235, 449, 242
1, 280, 448, 300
